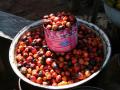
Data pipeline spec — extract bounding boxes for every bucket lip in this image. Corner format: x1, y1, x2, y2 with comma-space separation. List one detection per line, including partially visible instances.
9, 18, 111, 89
43, 23, 77, 32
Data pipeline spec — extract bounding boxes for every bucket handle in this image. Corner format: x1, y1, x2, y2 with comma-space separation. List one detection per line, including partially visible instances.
18, 78, 22, 90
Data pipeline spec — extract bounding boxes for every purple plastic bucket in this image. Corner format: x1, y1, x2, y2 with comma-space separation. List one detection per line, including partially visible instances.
44, 24, 78, 52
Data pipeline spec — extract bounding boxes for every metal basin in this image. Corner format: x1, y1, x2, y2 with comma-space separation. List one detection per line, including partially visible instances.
9, 18, 111, 89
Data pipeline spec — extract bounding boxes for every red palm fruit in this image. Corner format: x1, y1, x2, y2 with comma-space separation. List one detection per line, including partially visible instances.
20, 67, 27, 74
83, 51, 89, 58
72, 57, 77, 64
27, 68, 32, 74
45, 72, 52, 80
54, 17, 59, 22
52, 72, 57, 78
58, 56, 64, 62
85, 70, 91, 77
19, 45, 25, 51
46, 24, 52, 30
26, 56, 33, 62
46, 58, 53, 65
52, 24, 58, 31
43, 81, 48, 85
31, 48, 37, 54
52, 82, 57, 86
32, 69, 38, 76
65, 54, 70, 60
56, 21, 61, 26
77, 72, 84, 80
49, 13, 54, 17
63, 16, 68, 21
66, 22, 71, 28
26, 73, 31, 79
43, 15, 49, 19
45, 50, 52, 57
65, 71, 70, 76
36, 77, 42, 84
30, 76, 37, 82
56, 75, 62, 83
59, 62, 64, 68
16, 54, 23, 61
28, 36, 33, 43
62, 76, 67, 81
73, 49, 77, 55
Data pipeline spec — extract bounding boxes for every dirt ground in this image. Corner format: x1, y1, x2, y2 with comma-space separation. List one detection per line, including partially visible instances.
0, 0, 95, 20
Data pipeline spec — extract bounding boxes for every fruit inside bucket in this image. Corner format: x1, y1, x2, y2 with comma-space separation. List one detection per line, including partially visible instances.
43, 12, 78, 52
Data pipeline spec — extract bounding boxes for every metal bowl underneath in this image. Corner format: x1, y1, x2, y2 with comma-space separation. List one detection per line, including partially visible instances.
74, 86, 104, 90
18, 78, 104, 90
